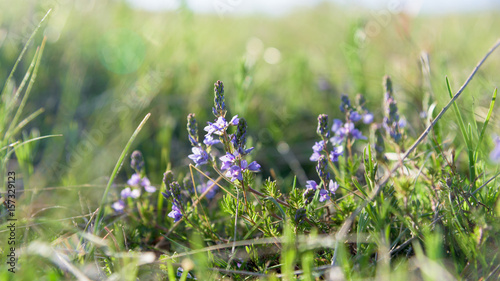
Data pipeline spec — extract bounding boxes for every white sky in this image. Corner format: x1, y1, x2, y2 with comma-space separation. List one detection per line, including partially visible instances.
126, 0, 500, 15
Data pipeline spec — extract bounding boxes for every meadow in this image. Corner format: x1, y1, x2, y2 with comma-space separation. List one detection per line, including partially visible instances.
1, 1, 500, 280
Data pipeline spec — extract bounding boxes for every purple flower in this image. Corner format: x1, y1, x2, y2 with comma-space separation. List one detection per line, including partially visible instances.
305, 180, 318, 190
225, 160, 260, 182
319, 189, 330, 202
220, 152, 237, 170
303, 180, 317, 204
350, 111, 362, 122
331, 119, 343, 134
330, 145, 344, 162
188, 146, 209, 166
203, 134, 220, 146
329, 180, 339, 194
331, 122, 366, 143
490, 137, 500, 163
121, 187, 140, 199
363, 112, 374, 124
204, 117, 227, 136
344, 122, 367, 140
177, 267, 195, 279
398, 118, 406, 128
141, 177, 157, 193
112, 200, 125, 212
310, 140, 325, 161
198, 180, 218, 199
168, 204, 183, 222
229, 115, 239, 125
247, 161, 261, 171
127, 173, 141, 186
318, 180, 338, 203
204, 115, 239, 137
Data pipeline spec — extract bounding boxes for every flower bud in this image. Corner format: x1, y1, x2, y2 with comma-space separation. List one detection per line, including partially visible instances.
235, 118, 247, 151
187, 113, 199, 147
316, 155, 330, 185
316, 114, 329, 139
213, 80, 226, 117
130, 150, 144, 172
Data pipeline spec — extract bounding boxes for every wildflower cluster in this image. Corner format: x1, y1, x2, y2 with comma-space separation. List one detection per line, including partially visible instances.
102, 70, 500, 280
331, 94, 372, 145
307, 113, 344, 204
163, 176, 183, 222
112, 151, 156, 212
165, 80, 261, 222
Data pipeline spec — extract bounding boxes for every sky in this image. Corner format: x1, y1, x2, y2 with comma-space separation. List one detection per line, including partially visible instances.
126, 0, 500, 16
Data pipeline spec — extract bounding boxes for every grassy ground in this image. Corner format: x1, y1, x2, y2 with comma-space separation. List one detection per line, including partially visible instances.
1, 0, 500, 280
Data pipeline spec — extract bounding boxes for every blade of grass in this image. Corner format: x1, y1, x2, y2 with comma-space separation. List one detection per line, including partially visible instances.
1, 134, 62, 153
0, 48, 39, 137
475, 88, 497, 161
446, 76, 475, 184
6, 37, 47, 140
93, 113, 151, 236
8, 108, 45, 138
0, 9, 51, 98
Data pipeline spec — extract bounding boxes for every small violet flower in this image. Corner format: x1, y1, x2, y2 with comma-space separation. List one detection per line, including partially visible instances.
112, 200, 125, 212
330, 121, 366, 144
203, 134, 220, 146
188, 146, 209, 166
220, 152, 237, 170
349, 111, 362, 122
204, 116, 239, 136
329, 180, 339, 194
121, 187, 140, 199
224, 160, 260, 182
363, 112, 374, 124
330, 145, 344, 162
490, 137, 500, 163
198, 180, 218, 199
303, 180, 317, 204
319, 189, 330, 202
127, 173, 156, 193
168, 204, 183, 222
310, 140, 326, 162
140, 177, 157, 193
319, 180, 339, 203
127, 173, 141, 186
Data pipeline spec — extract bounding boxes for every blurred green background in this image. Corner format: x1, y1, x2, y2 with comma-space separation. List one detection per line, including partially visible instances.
1, 0, 499, 210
